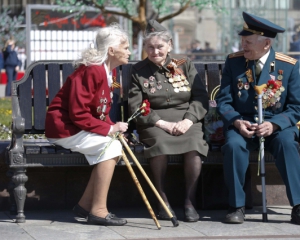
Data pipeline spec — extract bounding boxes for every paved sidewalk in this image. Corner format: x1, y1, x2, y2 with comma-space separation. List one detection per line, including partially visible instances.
1, 205, 300, 240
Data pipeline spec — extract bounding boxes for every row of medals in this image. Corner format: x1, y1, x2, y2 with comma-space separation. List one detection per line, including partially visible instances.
96, 90, 114, 120
145, 72, 191, 93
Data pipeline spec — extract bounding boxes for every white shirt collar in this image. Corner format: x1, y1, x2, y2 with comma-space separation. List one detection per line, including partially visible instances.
258, 50, 270, 67
103, 63, 112, 87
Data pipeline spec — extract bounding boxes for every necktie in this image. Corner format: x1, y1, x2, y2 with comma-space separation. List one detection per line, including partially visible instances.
255, 60, 262, 78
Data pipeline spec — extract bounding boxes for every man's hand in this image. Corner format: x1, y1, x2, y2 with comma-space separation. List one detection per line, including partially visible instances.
233, 119, 257, 138
255, 121, 278, 137
172, 119, 193, 136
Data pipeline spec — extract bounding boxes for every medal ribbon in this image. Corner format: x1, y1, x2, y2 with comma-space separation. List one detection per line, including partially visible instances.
167, 58, 187, 77
111, 76, 121, 90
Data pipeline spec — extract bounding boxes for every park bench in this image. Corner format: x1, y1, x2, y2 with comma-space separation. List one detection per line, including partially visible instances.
5, 59, 275, 223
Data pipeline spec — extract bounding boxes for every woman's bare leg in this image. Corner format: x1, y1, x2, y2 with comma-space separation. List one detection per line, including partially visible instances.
78, 157, 118, 218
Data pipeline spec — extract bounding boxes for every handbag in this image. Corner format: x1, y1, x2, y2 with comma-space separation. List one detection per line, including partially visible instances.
204, 85, 225, 150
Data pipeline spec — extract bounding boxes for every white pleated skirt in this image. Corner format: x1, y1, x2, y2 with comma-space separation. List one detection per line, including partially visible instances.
47, 130, 122, 165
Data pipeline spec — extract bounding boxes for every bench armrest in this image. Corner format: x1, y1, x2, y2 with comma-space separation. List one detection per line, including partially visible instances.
8, 95, 25, 166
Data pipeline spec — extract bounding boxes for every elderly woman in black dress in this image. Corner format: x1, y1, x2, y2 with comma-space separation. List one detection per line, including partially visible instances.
129, 20, 208, 222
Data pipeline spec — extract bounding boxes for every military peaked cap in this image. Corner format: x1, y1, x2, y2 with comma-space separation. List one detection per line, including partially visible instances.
239, 12, 285, 38
146, 19, 167, 34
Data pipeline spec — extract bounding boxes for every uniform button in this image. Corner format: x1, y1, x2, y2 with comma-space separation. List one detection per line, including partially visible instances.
167, 99, 170, 102
166, 88, 168, 91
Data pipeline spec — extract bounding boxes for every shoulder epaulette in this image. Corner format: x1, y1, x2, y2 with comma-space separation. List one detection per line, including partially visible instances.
275, 52, 297, 65
229, 51, 244, 58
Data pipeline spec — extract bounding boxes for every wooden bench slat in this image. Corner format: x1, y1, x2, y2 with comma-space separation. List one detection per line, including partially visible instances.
193, 62, 206, 88
62, 63, 74, 84
206, 63, 222, 98
47, 63, 62, 104
33, 64, 47, 131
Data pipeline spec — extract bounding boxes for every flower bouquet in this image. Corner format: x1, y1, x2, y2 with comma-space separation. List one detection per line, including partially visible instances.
254, 79, 284, 110
97, 99, 150, 160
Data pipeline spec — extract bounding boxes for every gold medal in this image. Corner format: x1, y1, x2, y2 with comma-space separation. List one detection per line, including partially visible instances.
277, 75, 283, 80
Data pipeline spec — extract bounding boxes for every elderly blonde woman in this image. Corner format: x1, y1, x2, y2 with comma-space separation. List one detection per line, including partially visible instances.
129, 20, 208, 222
45, 23, 131, 226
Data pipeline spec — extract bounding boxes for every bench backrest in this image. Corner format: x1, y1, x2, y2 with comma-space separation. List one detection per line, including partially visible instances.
12, 60, 224, 134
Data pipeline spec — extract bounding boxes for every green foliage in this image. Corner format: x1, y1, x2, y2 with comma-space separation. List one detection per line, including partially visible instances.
0, 97, 12, 126
0, 7, 26, 49
55, 0, 223, 21
0, 98, 45, 140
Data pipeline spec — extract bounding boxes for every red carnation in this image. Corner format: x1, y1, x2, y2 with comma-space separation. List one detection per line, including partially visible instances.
140, 99, 150, 116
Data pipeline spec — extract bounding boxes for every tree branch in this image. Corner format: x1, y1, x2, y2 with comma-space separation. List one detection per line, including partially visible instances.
91, 0, 146, 28
157, 0, 191, 23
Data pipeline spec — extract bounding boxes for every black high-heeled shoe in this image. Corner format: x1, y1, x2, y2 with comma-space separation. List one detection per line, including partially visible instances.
87, 213, 127, 226
184, 207, 199, 222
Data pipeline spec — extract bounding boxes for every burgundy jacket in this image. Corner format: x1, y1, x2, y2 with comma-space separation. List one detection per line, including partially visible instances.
45, 64, 114, 138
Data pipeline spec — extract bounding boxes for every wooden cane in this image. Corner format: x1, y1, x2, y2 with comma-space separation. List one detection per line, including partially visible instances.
119, 135, 179, 227
121, 150, 161, 229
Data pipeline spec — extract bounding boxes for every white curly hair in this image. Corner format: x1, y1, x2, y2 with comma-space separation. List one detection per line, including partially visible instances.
74, 23, 129, 67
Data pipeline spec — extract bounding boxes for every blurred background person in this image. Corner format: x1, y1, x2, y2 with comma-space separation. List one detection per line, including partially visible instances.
3, 37, 21, 96
190, 39, 203, 60
289, 33, 300, 61
203, 41, 215, 60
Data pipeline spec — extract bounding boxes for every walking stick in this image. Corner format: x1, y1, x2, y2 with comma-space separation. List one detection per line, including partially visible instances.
257, 93, 268, 222
121, 149, 161, 229
119, 135, 179, 227
119, 65, 124, 122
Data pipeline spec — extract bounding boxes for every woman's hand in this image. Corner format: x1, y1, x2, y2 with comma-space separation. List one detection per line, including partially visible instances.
111, 122, 128, 134
172, 119, 193, 136
155, 120, 176, 134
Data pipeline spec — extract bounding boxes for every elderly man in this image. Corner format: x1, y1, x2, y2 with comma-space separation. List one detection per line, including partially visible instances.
216, 12, 300, 224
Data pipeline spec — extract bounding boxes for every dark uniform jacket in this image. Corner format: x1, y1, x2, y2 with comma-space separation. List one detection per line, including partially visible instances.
217, 47, 300, 136
45, 64, 114, 138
